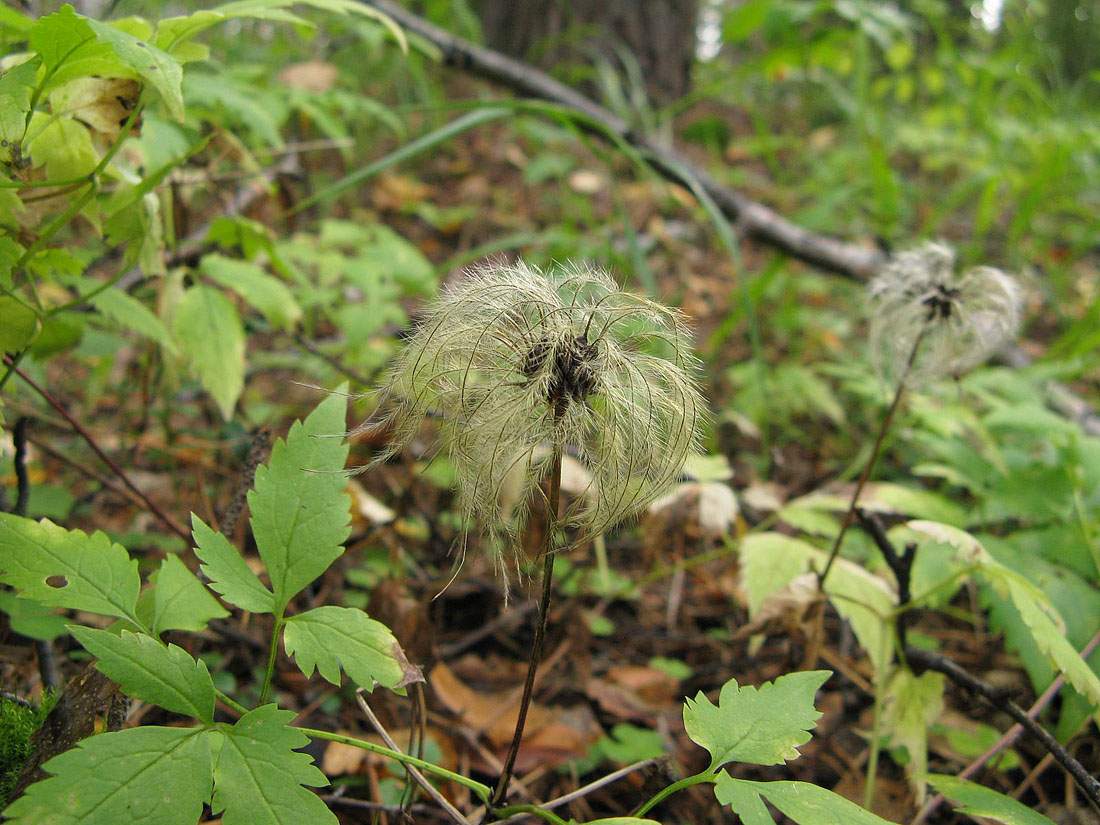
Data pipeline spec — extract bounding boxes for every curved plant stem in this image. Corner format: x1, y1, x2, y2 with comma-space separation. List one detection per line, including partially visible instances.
301, 726, 493, 802
632, 771, 716, 817
257, 616, 284, 705
490, 445, 563, 808
817, 323, 930, 589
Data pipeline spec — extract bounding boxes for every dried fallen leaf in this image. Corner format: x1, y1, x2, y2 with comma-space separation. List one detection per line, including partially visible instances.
278, 60, 339, 92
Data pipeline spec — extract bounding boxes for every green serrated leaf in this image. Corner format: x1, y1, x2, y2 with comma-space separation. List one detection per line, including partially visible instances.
684, 670, 830, 769
191, 514, 274, 613
173, 284, 245, 420
0, 513, 140, 623
0, 591, 68, 640
0, 57, 39, 160
70, 627, 215, 722
882, 668, 943, 803
211, 704, 336, 825
248, 390, 350, 613
3, 725, 213, 824
283, 605, 410, 692
28, 5, 125, 94
0, 297, 38, 351
25, 113, 98, 180
0, 236, 25, 288
200, 253, 301, 331
928, 775, 1056, 825
715, 774, 900, 825
83, 16, 184, 120
90, 286, 176, 351
151, 554, 229, 635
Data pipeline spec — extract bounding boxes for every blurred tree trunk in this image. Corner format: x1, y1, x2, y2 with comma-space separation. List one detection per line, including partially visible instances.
473, 0, 698, 104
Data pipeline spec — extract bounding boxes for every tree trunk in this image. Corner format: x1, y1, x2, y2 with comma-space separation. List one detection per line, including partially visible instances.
473, 0, 698, 104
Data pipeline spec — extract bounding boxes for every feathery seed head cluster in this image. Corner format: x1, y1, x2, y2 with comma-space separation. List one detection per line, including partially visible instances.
868, 241, 1022, 386
366, 260, 706, 574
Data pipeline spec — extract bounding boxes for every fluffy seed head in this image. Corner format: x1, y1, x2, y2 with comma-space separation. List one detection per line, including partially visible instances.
363, 260, 706, 575
868, 242, 1022, 385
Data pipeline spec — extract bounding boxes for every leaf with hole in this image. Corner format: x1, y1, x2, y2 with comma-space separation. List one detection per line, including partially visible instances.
0, 514, 140, 623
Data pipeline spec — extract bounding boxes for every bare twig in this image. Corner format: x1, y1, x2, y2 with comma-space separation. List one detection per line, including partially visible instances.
3, 357, 189, 541
912, 630, 1100, 824
906, 646, 1100, 811
855, 508, 916, 649
355, 690, 471, 825
360, 0, 883, 280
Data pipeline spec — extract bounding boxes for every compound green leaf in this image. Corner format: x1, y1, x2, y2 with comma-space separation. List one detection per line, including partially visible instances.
210, 705, 335, 825
84, 16, 184, 121
173, 284, 245, 421
283, 605, 412, 693
69, 627, 215, 722
28, 5, 123, 94
0, 57, 39, 159
90, 286, 176, 351
25, 113, 98, 180
191, 514, 274, 613
683, 670, 830, 770
3, 725, 213, 824
200, 253, 301, 331
0, 513, 140, 623
151, 554, 229, 635
715, 775, 900, 825
928, 775, 1055, 825
0, 297, 38, 351
248, 390, 350, 613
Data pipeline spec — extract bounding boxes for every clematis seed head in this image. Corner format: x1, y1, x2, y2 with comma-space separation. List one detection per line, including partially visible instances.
868, 241, 1023, 386
360, 260, 707, 579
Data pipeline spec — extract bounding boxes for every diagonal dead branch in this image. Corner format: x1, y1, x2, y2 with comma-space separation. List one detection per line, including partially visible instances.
360, 0, 883, 280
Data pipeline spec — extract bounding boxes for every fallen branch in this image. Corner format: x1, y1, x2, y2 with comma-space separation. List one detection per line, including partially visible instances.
906, 646, 1100, 811
360, 0, 882, 280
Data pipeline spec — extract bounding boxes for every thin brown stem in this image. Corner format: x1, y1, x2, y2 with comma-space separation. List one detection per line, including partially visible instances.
817, 324, 929, 589
906, 646, 1100, 812
491, 446, 563, 808
3, 356, 190, 541
356, 691, 471, 825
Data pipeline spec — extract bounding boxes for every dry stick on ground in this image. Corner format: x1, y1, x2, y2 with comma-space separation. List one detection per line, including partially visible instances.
911, 628, 1100, 824
2, 356, 190, 542
355, 690, 472, 825
905, 646, 1100, 811
360, 0, 1100, 443
360, 0, 883, 280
